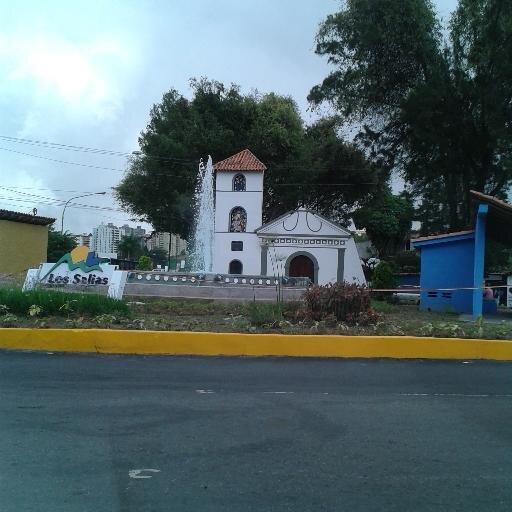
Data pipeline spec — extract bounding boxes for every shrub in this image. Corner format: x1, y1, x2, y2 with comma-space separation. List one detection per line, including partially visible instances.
391, 251, 420, 273
93, 314, 120, 328
0, 287, 130, 317
247, 302, 284, 327
28, 304, 43, 317
1, 313, 19, 327
136, 256, 153, 271
371, 261, 398, 298
302, 282, 379, 325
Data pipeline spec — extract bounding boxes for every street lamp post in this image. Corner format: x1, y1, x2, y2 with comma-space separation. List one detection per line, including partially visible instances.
61, 192, 107, 234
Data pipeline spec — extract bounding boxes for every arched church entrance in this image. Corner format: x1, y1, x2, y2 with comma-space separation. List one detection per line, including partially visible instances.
286, 252, 317, 283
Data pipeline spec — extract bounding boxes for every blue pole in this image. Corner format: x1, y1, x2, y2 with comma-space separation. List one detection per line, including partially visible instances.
472, 203, 488, 319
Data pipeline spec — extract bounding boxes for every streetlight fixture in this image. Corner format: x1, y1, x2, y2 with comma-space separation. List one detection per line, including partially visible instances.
61, 192, 107, 234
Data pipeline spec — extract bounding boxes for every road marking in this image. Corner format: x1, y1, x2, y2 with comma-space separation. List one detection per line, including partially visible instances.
129, 469, 161, 479
195, 389, 215, 394
263, 391, 295, 394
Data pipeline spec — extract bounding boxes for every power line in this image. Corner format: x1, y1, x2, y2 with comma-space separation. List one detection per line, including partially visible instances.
0, 146, 197, 176
0, 187, 118, 210
273, 182, 377, 187
0, 134, 378, 171
0, 185, 114, 194
0, 143, 376, 180
0, 200, 138, 225
0, 196, 123, 212
0, 186, 101, 201
0, 135, 197, 163
0, 147, 127, 172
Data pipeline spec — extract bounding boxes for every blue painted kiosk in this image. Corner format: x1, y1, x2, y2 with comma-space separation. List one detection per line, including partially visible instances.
412, 191, 512, 318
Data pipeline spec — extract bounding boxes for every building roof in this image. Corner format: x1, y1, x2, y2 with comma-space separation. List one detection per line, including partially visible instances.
255, 207, 352, 238
214, 149, 266, 172
470, 190, 512, 213
470, 190, 512, 244
413, 230, 475, 244
0, 209, 55, 226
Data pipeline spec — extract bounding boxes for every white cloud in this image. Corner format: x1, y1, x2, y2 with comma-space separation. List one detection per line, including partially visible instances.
1, 33, 132, 123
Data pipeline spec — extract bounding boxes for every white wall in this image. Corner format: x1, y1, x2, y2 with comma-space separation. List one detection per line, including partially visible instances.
344, 238, 366, 284
214, 171, 264, 233
263, 238, 365, 285
213, 232, 261, 275
213, 170, 264, 275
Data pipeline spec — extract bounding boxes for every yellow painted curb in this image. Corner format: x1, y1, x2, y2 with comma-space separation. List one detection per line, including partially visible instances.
0, 328, 512, 360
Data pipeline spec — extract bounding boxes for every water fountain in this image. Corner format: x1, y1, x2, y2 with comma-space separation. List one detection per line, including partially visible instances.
190, 156, 215, 273
122, 153, 307, 301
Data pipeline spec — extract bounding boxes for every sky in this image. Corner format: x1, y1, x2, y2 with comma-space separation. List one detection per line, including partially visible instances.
0, 0, 458, 235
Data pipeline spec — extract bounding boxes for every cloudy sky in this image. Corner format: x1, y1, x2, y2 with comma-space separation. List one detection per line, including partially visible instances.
0, 0, 458, 235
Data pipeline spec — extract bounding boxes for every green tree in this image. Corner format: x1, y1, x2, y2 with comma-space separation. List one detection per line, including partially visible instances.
47, 226, 76, 262
310, 0, 512, 233
115, 78, 379, 238
135, 255, 153, 271
298, 117, 380, 223
117, 235, 144, 261
148, 248, 168, 267
354, 188, 414, 258
391, 251, 420, 273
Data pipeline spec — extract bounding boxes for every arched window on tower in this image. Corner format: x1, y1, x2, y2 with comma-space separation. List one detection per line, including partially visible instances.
232, 173, 246, 191
229, 207, 247, 232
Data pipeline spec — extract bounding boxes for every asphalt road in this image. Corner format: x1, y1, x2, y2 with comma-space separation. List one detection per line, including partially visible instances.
1, 352, 512, 512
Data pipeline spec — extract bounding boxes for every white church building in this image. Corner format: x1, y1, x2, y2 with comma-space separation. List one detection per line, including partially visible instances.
212, 149, 366, 285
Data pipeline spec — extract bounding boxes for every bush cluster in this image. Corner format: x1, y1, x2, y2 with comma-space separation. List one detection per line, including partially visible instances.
371, 261, 398, 291
301, 283, 380, 325
0, 287, 130, 317
247, 302, 284, 327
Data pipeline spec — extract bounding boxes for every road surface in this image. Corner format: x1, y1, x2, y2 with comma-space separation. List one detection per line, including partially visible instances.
1, 351, 512, 511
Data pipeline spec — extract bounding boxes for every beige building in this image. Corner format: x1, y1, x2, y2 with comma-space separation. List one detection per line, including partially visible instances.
0, 209, 55, 276
146, 232, 187, 258
75, 233, 92, 247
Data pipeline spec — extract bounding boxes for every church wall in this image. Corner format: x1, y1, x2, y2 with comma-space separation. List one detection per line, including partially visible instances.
213, 232, 261, 275
263, 238, 365, 285
344, 237, 367, 284
213, 169, 264, 276
215, 171, 263, 192
268, 210, 326, 233
214, 171, 263, 233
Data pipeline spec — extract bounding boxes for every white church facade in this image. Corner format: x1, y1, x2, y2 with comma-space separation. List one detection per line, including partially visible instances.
212, 149, 366, 285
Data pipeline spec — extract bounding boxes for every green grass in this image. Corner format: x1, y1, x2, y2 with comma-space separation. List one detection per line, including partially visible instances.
371, 300, 395, 314
0, 287, 130, 317
247, 302, 284, 327
137, 299, 247, 316
2, 290, 512, 340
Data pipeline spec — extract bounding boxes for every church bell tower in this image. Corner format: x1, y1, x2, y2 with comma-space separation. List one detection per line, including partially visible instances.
212, 149, 266, 276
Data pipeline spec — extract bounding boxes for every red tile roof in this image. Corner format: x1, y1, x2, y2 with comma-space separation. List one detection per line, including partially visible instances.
214, 149, 266, 172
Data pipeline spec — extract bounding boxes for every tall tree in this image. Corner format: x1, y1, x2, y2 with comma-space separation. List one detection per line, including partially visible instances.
310, 0, 512, 233
353, 188, 414, 258
148, 248, 169, 268
117, 235, 144, 261
115, 78, 378, 238
47, 227, 76, 262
